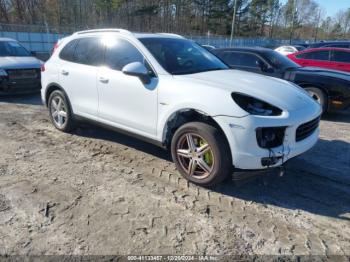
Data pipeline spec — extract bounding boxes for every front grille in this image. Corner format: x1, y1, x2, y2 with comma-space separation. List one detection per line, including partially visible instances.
296, 117, 320, 142
6, 68, 40, 80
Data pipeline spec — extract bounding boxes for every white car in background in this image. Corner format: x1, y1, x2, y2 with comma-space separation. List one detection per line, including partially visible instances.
275, 45, 306, 56
41, 29, 321, 186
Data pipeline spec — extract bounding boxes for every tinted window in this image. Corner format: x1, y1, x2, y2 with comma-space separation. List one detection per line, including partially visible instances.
219, 51, 262, 68
264, 50, 299, 69
104, 38, 145, 71
139, 37, 228, 75
332, 51, 350, 63
325, 44, 349, 48
59, 39, 78, 62
297, 51, 330, 61
74, 37, 104, 66
0, 41, 31, 57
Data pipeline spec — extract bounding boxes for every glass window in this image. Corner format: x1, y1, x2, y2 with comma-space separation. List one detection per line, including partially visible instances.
325, 44, 349, 48
218, 51, 263, 69
104, 38, 145, 71
139, 37, 228, 75
0, 41, 31, 57
332, 51, 350, 63
59, 39, 78, 62
73, 37, 104, 66
297, 51, 330, 61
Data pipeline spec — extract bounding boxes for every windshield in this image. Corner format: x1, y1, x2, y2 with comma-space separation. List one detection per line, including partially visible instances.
0, 41, 32, 57
139, 37, 228, 75
264, 50, 300, 70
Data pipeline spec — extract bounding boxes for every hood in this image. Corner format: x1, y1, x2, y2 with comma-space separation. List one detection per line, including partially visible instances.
0, 56, 42, 69
175, 69, 316, 111
290, 66, 350, 82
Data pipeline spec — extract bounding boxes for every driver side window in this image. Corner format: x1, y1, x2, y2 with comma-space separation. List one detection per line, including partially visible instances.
104, 38, 145, 71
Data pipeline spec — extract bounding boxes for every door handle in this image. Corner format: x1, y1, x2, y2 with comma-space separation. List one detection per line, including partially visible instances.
99, 77, 109, 84
61, 70, 69, 76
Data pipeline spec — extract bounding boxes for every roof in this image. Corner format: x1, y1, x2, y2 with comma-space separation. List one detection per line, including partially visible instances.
0, 37, 16, 42
73, 29, 184, 39
214, 47, 272, 53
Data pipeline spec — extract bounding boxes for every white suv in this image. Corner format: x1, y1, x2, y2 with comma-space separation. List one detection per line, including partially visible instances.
41, 29, 321, 186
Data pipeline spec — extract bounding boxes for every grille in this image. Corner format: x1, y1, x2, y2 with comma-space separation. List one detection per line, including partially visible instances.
6, 69, 39, 80
296, 117, 320, 142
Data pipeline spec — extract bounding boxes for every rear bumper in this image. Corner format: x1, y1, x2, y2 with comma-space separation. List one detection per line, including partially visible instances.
0, 78, 41, 95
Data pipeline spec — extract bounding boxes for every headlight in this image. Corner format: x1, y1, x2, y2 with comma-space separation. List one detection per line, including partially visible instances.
232, 93, 282, 116
0, 69, 7, 77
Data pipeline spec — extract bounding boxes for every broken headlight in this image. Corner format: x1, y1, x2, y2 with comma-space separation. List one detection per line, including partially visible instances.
232, 93, 282, 116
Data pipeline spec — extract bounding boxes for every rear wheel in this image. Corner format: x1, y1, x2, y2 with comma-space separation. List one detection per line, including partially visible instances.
305, 87, 327, 112
48, 90, 74, 132
171, 122, 232, 187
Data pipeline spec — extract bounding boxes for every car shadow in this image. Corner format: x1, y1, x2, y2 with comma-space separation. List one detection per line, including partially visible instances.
213, 138, 350, 221
74, 122, 172, 161
323, 109, 350, 124
0, 93, 42, 106
73, 122, 350, 221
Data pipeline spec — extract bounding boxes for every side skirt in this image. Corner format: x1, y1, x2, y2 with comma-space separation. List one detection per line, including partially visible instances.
73, 114, 166, 149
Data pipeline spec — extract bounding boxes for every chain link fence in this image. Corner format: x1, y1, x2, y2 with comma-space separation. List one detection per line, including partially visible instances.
0, 23, 310, 56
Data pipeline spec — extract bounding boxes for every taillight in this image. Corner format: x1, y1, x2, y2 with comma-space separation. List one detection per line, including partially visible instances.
41, 64, 46, 72
52, 42, 59, 55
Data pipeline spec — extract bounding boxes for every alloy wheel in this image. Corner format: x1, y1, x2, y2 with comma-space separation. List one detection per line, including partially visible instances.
50, 96, 68, 128
176, 133, 215, 179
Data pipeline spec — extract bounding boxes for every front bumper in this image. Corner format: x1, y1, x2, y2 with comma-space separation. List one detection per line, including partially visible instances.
214, 105, 322, 170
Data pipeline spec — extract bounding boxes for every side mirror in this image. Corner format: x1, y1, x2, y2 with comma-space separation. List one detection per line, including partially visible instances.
122, 62, 151, 84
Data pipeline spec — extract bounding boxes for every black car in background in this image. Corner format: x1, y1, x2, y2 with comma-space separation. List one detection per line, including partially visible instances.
307, 41, 350, 49
213, 47, 350, 113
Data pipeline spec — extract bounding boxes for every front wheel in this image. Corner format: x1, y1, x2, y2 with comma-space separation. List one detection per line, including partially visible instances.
305, 87, 327, 113
171, 122, 232, 187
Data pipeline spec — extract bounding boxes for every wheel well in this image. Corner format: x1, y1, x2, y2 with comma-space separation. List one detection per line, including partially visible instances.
163, 109, 229, 149
45, 84, 62, 107
298, 83, 329, 109
299, 83, 328, 96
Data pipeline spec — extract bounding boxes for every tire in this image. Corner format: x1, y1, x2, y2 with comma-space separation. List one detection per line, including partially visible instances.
305, 87, 327, 113
48, 90, 75, 132
171, 122, 232, 187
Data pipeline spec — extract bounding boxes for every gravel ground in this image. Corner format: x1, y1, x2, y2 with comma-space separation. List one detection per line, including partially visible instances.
0, 94, 349, 256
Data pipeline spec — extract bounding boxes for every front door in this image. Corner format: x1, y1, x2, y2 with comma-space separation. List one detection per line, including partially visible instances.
97, 37, 158, 136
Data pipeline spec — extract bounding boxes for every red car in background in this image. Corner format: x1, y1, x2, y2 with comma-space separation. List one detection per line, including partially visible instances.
287, 47, 350, 73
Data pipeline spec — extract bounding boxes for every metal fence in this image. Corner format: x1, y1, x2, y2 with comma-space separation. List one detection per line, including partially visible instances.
0, 23, 309, 53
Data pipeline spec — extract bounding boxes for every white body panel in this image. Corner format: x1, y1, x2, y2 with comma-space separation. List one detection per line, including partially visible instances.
41, 30, 322, 171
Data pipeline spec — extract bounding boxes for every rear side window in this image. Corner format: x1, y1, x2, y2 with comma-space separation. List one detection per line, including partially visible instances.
74, 38, 104, 66
104, 38, 145, 71
296, 51, 330, 61
332, 51, 350, 63
59, 37, 104, 66
59, 40, 78, 62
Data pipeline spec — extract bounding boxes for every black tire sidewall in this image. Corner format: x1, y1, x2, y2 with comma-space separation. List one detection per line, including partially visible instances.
171, 122, 232, 187
48, 90, 73, 132
305, 87, 327, 112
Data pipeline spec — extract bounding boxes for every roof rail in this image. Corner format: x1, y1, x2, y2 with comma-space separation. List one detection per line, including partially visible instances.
74, 29, 133, 36
157, 33, 184, 39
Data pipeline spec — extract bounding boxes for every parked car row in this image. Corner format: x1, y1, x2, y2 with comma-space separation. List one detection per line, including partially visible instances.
1, 31, 348, 187
0, 38, 42, 95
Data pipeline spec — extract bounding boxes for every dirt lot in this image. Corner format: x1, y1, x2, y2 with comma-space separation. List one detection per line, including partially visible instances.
0, 94, 349, 256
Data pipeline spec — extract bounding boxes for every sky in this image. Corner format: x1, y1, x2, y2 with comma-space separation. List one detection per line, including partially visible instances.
280, 0, 350, 17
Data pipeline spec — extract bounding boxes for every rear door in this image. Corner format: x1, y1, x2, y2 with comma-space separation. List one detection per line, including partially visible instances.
331, 50, 350, 72
58, 37, 104, 117
294, 50, 332, 68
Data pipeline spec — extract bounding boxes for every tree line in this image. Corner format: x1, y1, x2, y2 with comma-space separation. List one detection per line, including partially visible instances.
0, 0, 349, 40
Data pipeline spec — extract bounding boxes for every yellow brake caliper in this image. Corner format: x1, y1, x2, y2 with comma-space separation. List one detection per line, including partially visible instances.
200, 139, 213, 166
